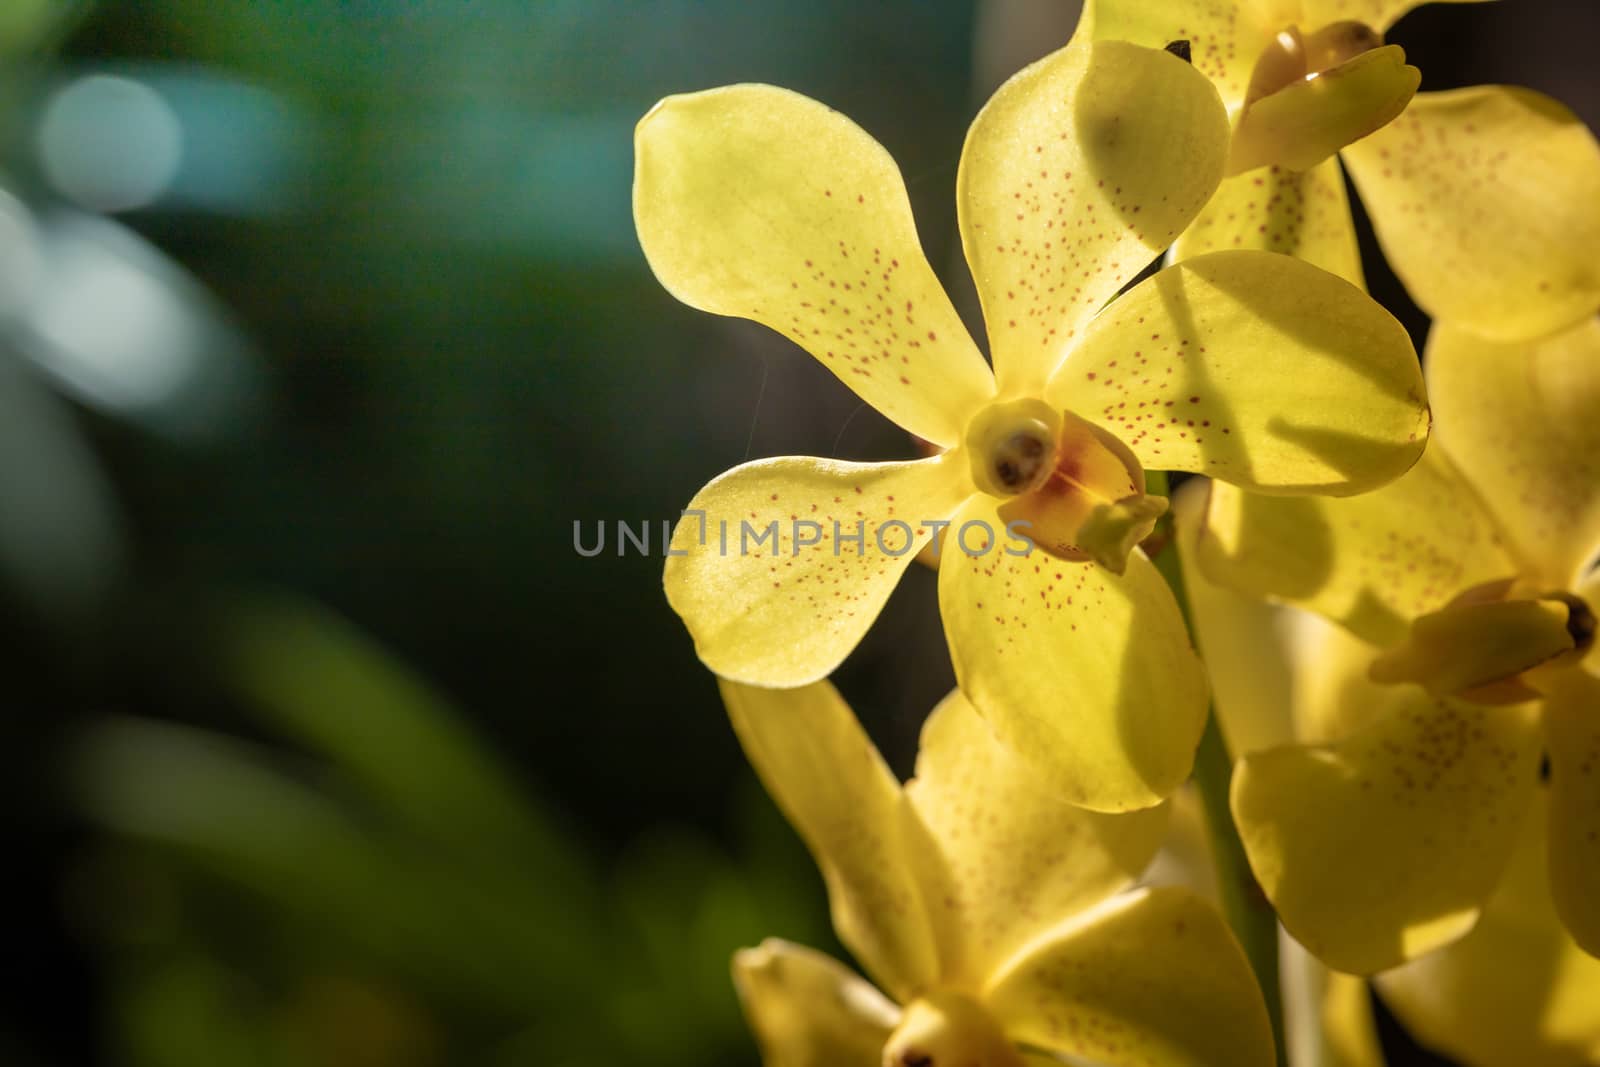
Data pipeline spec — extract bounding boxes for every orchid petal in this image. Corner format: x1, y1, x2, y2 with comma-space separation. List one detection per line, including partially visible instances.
1544, 667, 1600, 959
937, 494, 1208, 812
635, 84, 995, 446
1173, 159, 1364, 287
982, 887, 1276, 1067
1343, 87, 1600, 342
665, 454, 971, 687
904, 690, 1167, 987
1233, 689, 1542, 974
1227, 45, 1418, 176
732, 939, 899, 1067
1196, 448, 1514, 648
1376, 789, 1600, 1067
958, 37, 1229, 395
1079, 0, 1271, 109
721, 680, 938, 998
1426, 317, 1600, 589
1049, 250, 1426, 495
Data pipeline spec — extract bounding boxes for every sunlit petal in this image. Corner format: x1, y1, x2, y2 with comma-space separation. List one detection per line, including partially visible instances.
634, 84, 995, 446
1233, 688, 1542, 974
1228, 45, 1418, 175
1343, 87, 1600, 342
1196, 448, 1514, 647
1048, 250, 1426, 494
665, 454, 971, 687
1172, 159, 1363, 287
1078, 0, 1272, 109
732, 939, 900, 1067
1426, 318, 1600, 588
904, 690, 1167, 987
957, 37, 1228, 395
721, 681, 939, 998
937, 494, 1208, 813
982, 887, 1275, 1067
1377, 790, 1600, 1067
1544, 667, 1600, 959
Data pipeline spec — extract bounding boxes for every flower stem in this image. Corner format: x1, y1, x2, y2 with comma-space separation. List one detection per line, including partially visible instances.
1146, 473, 1287, 1067
1193, 710, 1286, 1066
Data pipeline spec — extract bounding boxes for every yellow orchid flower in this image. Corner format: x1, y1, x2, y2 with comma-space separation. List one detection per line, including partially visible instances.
1193, 313, 1600, 973
1083, 0, 1600, 342
719, 677, 1276, 1067
634, 34, 1428, 812
1179, 482, 1600, 1067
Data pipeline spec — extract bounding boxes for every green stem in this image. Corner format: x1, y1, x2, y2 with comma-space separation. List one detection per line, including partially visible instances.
1146, 473, 1286, 1067
1193, 713, 1286, 1066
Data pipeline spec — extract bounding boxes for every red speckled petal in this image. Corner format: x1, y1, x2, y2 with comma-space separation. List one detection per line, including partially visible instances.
1049, 249, 1426, 495
957, 37, 1229, 396
1233, 686, 1542, 974
635, 85, 995, 447
1343, 86, 1600, 343
665, 453, 972, 687
1080, 0, 1273, 110
936, 494, 1208, 813
1173, 158, 1364, 288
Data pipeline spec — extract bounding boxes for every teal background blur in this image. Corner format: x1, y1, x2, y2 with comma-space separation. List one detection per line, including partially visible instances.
0, 2, 1595, 1064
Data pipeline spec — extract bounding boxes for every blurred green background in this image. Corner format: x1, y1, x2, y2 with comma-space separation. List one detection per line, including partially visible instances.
1, 2, 1596, 1064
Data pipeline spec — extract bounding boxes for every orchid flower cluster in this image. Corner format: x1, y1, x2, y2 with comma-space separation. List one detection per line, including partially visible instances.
634, 0, 1600, 1063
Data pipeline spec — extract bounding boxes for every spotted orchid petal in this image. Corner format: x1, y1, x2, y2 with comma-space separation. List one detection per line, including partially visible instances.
1196, 447, 1515, 648
904, 690, 1167, 988
721, 679, 938, 999
1376, 789, 1600, 1067
1047, 250, 1426, 495
1343, 87, 1600, 342
1172, 159, 1364, 287
1078, 0, 1270, 109
665, 454, 971, 687
1543, 667, 1600, 960
937, 493, 1208, 813
957, 36, 1229, 395
1426, 318, 1600, 589
1233, 685, 1542, 974
634, 84, 995, 447
732, 939, 899, 1067
982, 887, 1276, 1067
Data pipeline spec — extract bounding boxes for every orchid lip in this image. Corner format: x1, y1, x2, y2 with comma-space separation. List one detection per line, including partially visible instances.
1369, 583, 1596, 704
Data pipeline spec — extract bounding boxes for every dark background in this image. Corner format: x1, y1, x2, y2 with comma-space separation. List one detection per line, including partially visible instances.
0, 1, 1595, 1063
